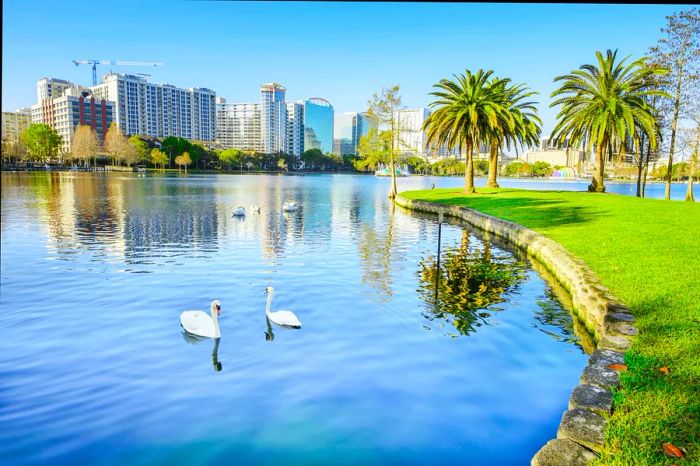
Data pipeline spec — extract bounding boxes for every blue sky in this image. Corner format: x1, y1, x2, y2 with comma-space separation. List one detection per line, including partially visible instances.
2, 1, 682, 133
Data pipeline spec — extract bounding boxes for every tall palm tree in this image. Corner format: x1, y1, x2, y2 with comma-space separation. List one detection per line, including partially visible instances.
486, 81, 542, 188
550, 49, 668, 192
423, 70, 512, 193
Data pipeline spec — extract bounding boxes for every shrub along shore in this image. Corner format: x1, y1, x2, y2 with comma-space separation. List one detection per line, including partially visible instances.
402, 187, 699, 465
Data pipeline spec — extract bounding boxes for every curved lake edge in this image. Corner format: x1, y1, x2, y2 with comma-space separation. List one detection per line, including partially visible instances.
394, 193, 638, 465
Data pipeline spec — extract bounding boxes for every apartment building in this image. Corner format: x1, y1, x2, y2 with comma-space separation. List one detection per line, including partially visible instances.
2, 108, 32, 143
260, 83, 287, 153
286, 101, 304, 157
215, 98, 263, 152
523, 137, 591, 167
91, 72, 216, 141
31, 85, 114, 153
36, 78, 72, 103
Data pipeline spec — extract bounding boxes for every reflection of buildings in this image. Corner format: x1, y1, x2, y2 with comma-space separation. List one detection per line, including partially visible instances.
25, 173, 221, 264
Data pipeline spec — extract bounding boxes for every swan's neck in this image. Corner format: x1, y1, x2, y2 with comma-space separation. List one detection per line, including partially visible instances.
211, 307, 221, 338
265, 291, 273, 316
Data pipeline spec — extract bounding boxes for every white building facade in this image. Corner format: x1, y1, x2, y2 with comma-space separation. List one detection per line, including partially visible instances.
286, 101, 304, 157
90, 73, 216, 141
215, 99, 262, 152
260, 83, 287, 153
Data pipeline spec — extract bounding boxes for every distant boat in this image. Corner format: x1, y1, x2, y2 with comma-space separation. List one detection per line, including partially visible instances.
136, 165, 147, 173
374, 164, 409, 177
232, 207, 246, 217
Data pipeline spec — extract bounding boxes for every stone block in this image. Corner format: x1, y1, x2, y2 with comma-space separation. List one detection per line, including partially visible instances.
569, 384, 613, 415
606, 302, 631, 314
531, 438, 597, 466
604, 312, 635, 324
600, 335, 632, 351
581, 363, 620, 390
605, 321, 638, 337
589, 349, 624, 367
557, 408, 607, 452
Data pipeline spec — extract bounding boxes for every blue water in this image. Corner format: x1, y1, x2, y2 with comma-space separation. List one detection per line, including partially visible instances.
425, 175, 698, 200
0, 172, 598, 465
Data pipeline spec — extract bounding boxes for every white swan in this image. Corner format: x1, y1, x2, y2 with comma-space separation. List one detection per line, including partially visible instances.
180, 300, 221, 338
282, 200, 298, 212
265, 287, 301, 328
250, 205, 261, 213
233, 207, 246, 217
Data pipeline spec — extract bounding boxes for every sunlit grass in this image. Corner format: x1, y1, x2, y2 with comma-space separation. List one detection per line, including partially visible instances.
403, 187, 699, 465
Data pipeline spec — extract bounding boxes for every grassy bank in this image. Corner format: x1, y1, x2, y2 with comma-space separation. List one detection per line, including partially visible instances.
402, 187, 699, 465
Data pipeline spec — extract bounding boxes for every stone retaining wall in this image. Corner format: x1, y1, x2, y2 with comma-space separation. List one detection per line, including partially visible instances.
394, 194, 638, 465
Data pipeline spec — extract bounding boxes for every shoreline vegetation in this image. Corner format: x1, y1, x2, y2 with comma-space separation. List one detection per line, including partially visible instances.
402, 187, 699, 465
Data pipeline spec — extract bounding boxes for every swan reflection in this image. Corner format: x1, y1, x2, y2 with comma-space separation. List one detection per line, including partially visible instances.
265, 315, 275, 341
182, 332, 223, 371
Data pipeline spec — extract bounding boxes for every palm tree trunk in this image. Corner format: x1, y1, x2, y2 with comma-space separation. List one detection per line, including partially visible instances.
464, 139, 475, 194
589, 137, 607, 193
486, 137, 499, 188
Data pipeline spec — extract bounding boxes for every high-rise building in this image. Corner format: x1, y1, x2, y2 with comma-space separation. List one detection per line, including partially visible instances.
333, 112, 376, 155
31, 85, 114, 154
304, 98, 333, 154
394, 108, 431, 158
260, 83, 287, 153
91, 73, 216, 141
2, 108, 32, 144
36, 78, 72, 103
215, 97, 262, 152
286, 101, 304, 157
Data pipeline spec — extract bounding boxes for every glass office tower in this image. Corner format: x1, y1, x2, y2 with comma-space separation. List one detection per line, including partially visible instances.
304, 98, 333, 154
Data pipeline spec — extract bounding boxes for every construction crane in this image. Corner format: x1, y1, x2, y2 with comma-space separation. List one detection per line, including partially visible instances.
72, 60, 164, 85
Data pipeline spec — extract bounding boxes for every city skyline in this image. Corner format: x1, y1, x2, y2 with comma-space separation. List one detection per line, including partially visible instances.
2, 2, 679, 134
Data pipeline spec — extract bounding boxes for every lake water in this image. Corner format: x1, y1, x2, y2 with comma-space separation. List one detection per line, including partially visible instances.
0, 171, 654, 465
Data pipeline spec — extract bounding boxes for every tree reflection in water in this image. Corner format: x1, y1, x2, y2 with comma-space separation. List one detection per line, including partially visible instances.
417, 232, 526, 336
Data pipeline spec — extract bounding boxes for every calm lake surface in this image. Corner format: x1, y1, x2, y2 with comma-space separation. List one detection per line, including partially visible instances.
0, 171, 663, 465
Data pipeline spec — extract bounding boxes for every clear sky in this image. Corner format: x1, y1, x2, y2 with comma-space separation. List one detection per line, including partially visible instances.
1, 1, 683, 134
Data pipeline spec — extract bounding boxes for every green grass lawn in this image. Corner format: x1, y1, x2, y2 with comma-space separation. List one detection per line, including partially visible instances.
402, 187, 699, 465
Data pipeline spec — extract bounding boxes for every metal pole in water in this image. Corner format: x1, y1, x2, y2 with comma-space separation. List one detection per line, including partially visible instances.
434, 211, 443, 301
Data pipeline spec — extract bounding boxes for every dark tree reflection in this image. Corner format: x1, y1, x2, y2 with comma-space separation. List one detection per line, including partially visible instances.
417, 235, 526, 336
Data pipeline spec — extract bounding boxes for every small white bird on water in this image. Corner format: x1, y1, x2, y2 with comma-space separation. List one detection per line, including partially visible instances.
180, 300, 222, 338
265, 287, 301, 329
282, 200, 298, 212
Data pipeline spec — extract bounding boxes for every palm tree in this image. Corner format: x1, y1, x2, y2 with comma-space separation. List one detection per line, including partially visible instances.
486, 81, 542, 188
550, 49, 668, 192
424, 70, 513, 193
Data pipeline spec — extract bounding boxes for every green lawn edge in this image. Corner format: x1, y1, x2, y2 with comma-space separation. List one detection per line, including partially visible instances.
402, 187, 699, 465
